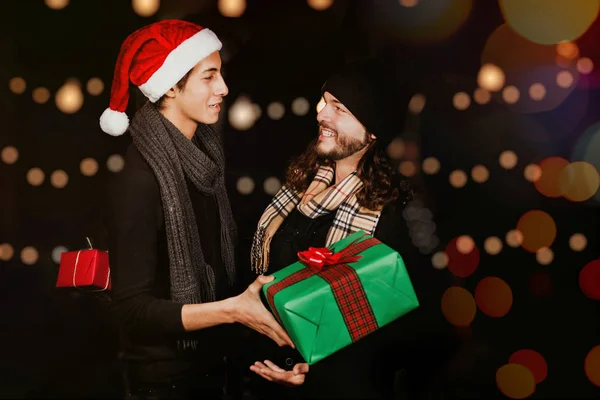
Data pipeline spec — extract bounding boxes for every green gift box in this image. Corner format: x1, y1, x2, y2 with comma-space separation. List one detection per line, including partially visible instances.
262, 230, 419, 365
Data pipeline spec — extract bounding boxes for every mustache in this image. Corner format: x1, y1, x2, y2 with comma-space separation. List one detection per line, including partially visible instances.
318, 123, 337, 135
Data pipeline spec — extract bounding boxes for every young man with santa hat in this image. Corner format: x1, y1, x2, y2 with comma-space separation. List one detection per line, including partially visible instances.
102, 20, 293, 399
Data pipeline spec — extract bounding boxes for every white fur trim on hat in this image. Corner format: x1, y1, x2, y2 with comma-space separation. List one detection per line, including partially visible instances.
99, 108, 130, 136
139, 29, 222, 102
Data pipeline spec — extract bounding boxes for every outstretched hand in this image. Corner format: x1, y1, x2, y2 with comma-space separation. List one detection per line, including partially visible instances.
250, 360, 309, 387
232, 275, 295, 348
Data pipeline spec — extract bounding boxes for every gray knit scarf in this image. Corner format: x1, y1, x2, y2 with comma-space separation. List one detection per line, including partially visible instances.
128, 102, 237, 314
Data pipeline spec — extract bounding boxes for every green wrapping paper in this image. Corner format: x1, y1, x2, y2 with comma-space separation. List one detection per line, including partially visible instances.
262, 230, 419, 365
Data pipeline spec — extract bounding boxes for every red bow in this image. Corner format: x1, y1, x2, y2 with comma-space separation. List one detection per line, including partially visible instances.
297, 247, 361, 271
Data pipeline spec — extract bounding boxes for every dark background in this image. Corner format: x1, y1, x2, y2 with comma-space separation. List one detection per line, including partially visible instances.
1, 0, 599, 398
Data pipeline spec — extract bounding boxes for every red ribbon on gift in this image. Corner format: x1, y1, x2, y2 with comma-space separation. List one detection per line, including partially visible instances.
266, 235, 382, 343
297, 246, 362, 270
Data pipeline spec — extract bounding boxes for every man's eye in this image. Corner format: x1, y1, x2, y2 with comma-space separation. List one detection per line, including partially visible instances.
203, 76, 214, 81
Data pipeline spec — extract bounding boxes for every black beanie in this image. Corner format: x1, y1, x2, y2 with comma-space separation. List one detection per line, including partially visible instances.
321, 60, 406, 150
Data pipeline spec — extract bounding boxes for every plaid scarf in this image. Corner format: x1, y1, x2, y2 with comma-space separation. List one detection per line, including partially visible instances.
251, 165, 381, 274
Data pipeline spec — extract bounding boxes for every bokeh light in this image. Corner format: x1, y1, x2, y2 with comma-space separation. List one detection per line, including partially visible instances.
132, 0, 160, 17
291, 97, 310, 116
556, 70, 575, 89
387, 138, 405, 160
473, 87, 491, 105
453, 92, 470, 110
456, 235, 475, 255
499, 150, 518, 169
45, 0, 69, 10
399, 0, 419, 7
27, 168, 45, 187
52, 246, 68, 264
55, 79, 84, 114
502, 85, 520, 104
556, 41, 580, 60
218, 0, 246, 17
571, 122, 600, 202
408, 93, 426, 114
0, 243, 14, 261
86, 78, 104, 96
441, 286, 477, 328
9, 77, 26, 94
449, 170, 468, 188
585, 345, 600, 387
506, 229, 524, 248
50, 170, 69, 189
579, 260, 600, 300
399, 161, 417, 177
475, 277, 513, 318
509, 350, 547, 384
569, 233, 587, 251
499, 0, 599, 44
484, 236, 503, 255
577, 57, 594, 75
267, 102, 285, 120
32, 87, 51, 104
446, 236, 480, 278
237, 176, 255, 195
107, 154, 125, 173
229, 95, 260, 131
431, 251, 448, 270
528, 83, 546, 101
536, 247, 554, 266
21, 246, 39, 265
524, 164, 542, 182
496, 363, 536, 399
80, 158, 99, 177
477, 63, 505, 92
557, 161, 599, 202
423, 157, 440, 175
1, 146, 19, 164
516, 210, 557, 253
263, 177, 281, 196
471, 165, 489, 183
307, 0, 333, 11
534, 156, 569, 198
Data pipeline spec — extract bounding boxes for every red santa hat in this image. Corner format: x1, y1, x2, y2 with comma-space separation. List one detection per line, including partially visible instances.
100, 20, 222, 136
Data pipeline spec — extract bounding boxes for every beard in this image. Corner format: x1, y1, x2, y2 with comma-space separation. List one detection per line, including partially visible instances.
316, 124, 369, 161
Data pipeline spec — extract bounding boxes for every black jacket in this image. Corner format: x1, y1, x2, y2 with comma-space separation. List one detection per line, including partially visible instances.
106, 143, 235, 385
243, 201, 457, 399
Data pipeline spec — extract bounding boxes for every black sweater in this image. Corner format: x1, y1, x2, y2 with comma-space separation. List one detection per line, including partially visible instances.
106, 143, 234, 384
244, 203, 456, 399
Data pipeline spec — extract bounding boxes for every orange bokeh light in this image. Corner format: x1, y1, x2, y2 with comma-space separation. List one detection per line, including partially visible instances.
441, 286, 477, 328
534, 156, 569, 198
557, 161, 600, 202
496, 363, 536, 399
516, 210, 557, 253
446, 237, 480, 278
585, 345, 600, 387
509, 349, 548, 384
475, 277, 513, 318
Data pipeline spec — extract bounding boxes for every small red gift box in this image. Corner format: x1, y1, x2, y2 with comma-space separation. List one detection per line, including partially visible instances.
56, 249, 111, 291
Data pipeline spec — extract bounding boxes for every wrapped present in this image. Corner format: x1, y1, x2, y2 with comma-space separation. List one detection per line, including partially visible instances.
262, 230, 419, 365
56, 246, 111, 291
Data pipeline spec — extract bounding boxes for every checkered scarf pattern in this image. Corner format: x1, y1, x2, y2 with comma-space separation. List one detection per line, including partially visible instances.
251, 165, 381, 274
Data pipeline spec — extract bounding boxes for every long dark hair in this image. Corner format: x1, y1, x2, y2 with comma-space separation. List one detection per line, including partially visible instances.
284, 139, 413, 210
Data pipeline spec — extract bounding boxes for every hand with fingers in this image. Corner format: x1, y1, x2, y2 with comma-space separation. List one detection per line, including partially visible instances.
231, 275, 295, 348
250, 359, 310, 387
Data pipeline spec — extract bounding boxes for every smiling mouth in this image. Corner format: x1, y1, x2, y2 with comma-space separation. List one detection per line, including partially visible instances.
209, 103, 221, 110
319, 127, 336, 138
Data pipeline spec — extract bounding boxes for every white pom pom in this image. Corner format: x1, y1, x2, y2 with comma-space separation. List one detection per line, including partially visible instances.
99, 108, 129, 136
